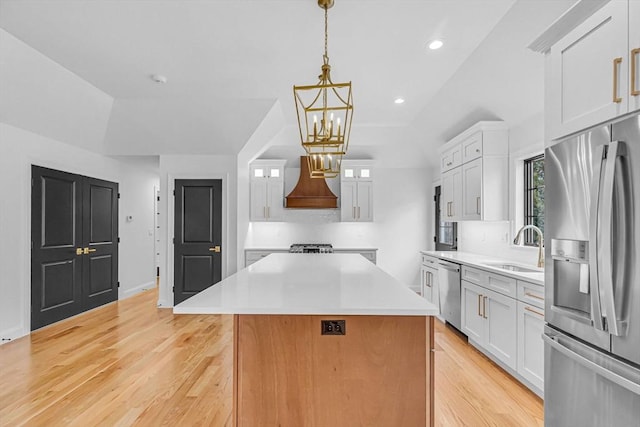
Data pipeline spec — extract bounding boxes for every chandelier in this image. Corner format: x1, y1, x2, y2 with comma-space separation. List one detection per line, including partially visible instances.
293, 0, 353, 179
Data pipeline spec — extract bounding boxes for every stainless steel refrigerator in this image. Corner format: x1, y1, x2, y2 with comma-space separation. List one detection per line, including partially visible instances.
544, 114, 640, 426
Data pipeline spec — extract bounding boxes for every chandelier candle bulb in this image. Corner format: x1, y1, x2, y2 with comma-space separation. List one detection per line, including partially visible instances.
313, 115, 318, 140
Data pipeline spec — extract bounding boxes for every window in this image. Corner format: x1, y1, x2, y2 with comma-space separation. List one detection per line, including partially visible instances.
523, 154, 544, 246
435, 186, 457, 251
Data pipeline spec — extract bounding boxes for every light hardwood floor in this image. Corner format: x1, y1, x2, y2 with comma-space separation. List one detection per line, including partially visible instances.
0, 287, 542, 426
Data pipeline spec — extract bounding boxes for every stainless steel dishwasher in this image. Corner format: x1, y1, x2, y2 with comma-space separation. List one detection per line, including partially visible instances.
438, 260, 461, 331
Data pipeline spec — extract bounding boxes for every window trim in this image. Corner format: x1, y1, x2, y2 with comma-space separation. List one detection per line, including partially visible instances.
523, 154, 544, 247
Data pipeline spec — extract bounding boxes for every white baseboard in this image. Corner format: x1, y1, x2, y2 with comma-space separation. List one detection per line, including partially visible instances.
0, 325, 29, 345
120, 281, 156, 299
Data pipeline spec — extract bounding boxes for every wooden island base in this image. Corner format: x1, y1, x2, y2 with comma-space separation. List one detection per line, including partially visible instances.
233, 314, 434, 426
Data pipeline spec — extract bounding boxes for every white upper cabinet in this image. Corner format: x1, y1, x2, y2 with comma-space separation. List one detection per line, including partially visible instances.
441, 166, 462, 222
460, 131, 483, 164
341, 160, 373, 222
439, 122, 508, 222
461, 158, 482, 220
342, 163, 373, 181
249, 160, 286, 222
548, 0, 638, 140
441, 144, 462, 173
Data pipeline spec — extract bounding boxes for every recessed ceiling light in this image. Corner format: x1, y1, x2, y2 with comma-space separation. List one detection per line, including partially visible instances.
428, 40, 443, 50
394, 97, 405, 104
150, 74, 167, 84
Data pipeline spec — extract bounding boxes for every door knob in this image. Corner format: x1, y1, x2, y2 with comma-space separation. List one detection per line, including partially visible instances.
209, 246, 221, 253
76, 248, 84, 256
83, 247, 97, 255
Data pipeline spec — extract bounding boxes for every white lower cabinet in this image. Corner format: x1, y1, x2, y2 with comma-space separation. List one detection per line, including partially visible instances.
460, 264, 544, 397
461, 280, 517, 370
517, 301, 545, 392
461, 281, 484, 343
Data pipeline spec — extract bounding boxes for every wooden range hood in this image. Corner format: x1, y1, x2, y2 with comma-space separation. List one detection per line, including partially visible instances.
285, 156, 338, 209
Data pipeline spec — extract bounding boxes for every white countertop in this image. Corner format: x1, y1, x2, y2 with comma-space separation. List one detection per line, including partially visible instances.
174, 253, 438, 316
244, 247, 378, 251
421, 251, 545, 286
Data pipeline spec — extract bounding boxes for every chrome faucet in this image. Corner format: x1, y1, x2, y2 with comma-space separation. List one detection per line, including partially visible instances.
513, 225, 544, 268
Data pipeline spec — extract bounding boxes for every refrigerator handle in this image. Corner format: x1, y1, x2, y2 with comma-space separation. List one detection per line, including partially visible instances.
598, 141, 625, 336
543, 333, 640, 396
589, 144, 605, 331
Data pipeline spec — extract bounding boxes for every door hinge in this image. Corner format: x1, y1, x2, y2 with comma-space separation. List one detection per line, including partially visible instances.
117, 237, 120, 243
172, 237, 175, 244
117, 281, 120, 288
433, 195, 437, 202
118, 193, 121, 199
172, 286, 175, 292
157, 196, 160, 201
433, 236, 437, 243
173, 190, 175, 196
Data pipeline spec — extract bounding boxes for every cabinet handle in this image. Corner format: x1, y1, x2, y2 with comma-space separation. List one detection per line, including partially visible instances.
446, 161, 452, 166
357, 206, 361, 219
476, 197, 481, 215
613, 57, 623, 103
525, 306, 544, 317
267, 206, 270, 219
353, 206, 356, 219
451, 202, 454, 217
525, 292, 544, 301
482, 296, 488, 319
632, 48, 640, 96
263, 206, 266, 218
478, 294, 482, 317
475, 148, 480, 153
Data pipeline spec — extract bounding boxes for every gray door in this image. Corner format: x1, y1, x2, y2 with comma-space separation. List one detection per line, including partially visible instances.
31, 166, 119, 330
173, 179, 222, 305
82, 177, 119, 311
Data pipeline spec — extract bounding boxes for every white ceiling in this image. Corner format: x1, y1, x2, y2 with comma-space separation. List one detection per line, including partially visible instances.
0, 0, 576, 163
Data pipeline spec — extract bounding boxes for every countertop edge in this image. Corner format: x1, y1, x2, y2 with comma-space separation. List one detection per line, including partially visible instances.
174, 307, 438, 316
420, 250, 544, 286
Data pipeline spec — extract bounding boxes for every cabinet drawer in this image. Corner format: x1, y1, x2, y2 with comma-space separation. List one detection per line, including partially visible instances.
421, 254, 439, 267
461, 131, 482, 164
441, 146, 462, 172
517, 281, 545, 309
461, 265, 517, 298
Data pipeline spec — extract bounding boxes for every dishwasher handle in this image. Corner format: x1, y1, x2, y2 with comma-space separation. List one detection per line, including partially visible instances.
438, 262, 460, 272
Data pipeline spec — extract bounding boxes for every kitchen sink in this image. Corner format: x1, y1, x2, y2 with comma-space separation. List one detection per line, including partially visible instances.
482, 262, 542, 273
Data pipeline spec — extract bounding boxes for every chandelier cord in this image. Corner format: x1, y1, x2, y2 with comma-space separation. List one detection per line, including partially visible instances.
323, 5, 329, 65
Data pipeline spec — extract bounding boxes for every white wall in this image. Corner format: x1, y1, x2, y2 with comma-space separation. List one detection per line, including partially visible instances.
0, 123, 159, 342
457, 114, 545, 265
245, 167, 432, 289
0, 29, 113, 153
158, 155, 237, 307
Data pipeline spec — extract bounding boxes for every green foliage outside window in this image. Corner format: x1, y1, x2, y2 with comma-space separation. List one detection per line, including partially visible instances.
524, 155, 544, 246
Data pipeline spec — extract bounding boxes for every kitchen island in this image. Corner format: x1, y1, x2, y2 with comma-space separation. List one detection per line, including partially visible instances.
174, 253, 438, 426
